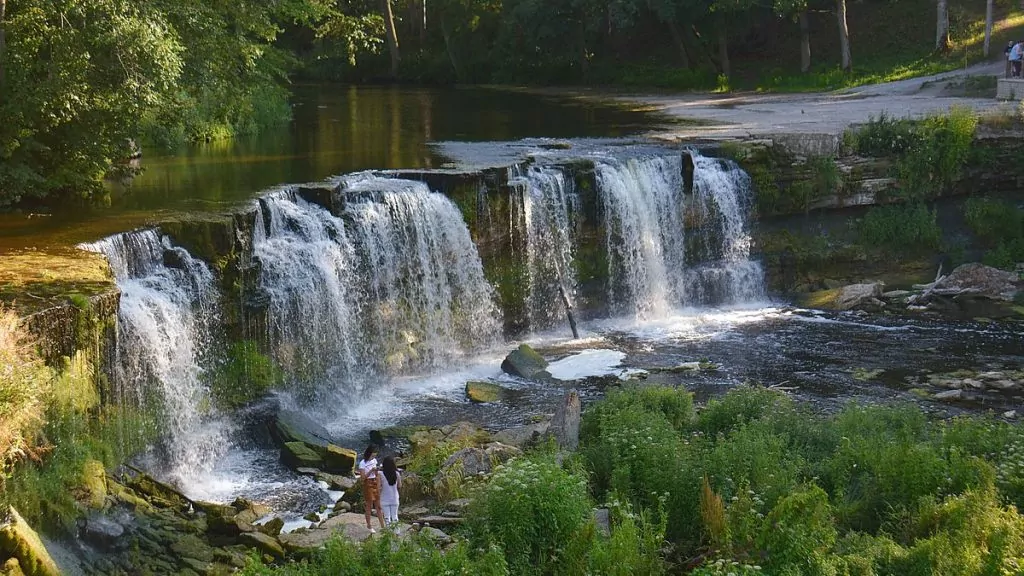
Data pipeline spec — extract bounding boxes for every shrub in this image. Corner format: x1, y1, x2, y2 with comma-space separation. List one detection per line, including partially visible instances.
581, 385, 694, 440
468, 455, 593, 575
851, 113, 917, 157
696, 385, 791, 438
587, 498, 667, 576
895, 107, 977, 201
858, 203, 942, 253
757, 485, 838, 575
0, 308, 52, 477
240, 532, 509, 575
964, 197, 1024, 247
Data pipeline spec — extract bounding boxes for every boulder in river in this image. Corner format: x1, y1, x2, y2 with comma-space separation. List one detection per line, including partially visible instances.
933, 263, 1020, 301
465, 381, 507, 403
325, 444, 356, 475
801, 282, 884, 311
550, 390, 582, 451
283, 442, 323, 470
273, 410, 334, 452
501, 344, 551, 380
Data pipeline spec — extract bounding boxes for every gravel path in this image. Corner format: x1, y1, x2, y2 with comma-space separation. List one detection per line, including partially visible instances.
612, 62, 1015, 140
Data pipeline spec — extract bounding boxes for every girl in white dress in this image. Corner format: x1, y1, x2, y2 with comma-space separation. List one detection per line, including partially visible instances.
379, 455, 402, 528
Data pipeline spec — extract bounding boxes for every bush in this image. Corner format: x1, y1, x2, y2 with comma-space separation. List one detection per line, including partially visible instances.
0, 308, 51, 477
581, 385, 694, 440
895, 107, 977, 201
697, 385, 791, 438
850, 113, 918, 157
964, 198, 1024, 247
240, 532, 509, 576
858, 204, 942, 253
468, 455, 593, 575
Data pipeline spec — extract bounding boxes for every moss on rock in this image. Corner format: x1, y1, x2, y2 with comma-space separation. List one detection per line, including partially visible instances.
0, 507, 60, 576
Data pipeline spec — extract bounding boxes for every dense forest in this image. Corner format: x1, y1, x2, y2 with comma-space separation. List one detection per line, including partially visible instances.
0, 0, 1009, 207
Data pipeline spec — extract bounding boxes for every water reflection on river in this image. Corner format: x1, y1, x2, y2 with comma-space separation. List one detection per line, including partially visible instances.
0, 85, 658, 249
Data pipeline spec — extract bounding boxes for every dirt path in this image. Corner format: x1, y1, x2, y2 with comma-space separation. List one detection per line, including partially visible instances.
609, 62, 1015, 140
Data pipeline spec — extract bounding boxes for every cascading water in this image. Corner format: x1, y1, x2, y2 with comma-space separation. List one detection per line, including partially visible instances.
595, 150, 764, 318
80, 230, 228, 484
253, 175, 500, 402
508, 164, 579, 332
595, 154, 690, 318
685, 153, 766, 304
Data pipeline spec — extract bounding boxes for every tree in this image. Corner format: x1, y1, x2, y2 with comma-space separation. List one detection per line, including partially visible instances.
836, 0, 851, 71
936, 0, 949, 52
0, 0, 6, 89
774, 0, 812, 73
984, 0, 994, 58
381, 0, 401, 77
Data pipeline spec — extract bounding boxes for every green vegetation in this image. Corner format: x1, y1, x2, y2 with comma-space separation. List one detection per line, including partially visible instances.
964, 197, 1024, 271
2, 0, 1020, 208
847, 108, 978, 202
210, 340, 284, 409
0, 306, 157, 530
241, 385, 1024, 574
858, 204, 943, 254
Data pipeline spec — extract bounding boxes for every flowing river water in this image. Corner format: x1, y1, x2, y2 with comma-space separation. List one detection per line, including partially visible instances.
3, 86, 1023, 538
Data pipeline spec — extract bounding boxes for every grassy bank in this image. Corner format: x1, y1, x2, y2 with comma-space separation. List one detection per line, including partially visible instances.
242, 385, 1024, 575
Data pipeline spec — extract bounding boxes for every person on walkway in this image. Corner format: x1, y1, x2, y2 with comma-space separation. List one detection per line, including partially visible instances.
358, 444, 385, 532
1011, 41, 1024, 78
1006, 41, 1016, 78
379, 455, 402, 529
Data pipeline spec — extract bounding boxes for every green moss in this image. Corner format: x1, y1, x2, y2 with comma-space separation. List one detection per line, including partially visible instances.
465, 381, 507, 403
209, 340, 283, 409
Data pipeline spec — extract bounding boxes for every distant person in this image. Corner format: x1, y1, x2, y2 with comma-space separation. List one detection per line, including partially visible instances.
1006, 41, 1016, 78
379, 455, 402, 529
358, 444, 385, 532
1012, 41, 1024, 78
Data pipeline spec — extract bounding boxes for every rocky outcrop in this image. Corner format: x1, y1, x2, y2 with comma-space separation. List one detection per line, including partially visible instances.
931, 263, 1020, 301
492, 420, 551, 448
465, 381, 508, 403
0, 508, 60, 576
272, 411, 356, 474
501, 344, 550, 380
550, 390, 582, 451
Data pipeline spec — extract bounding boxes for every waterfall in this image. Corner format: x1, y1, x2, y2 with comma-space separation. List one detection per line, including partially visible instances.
596, 155, 690, 318
253, 175, 500, 401
509, 164, 579, 332
595, 151, 764, 318
80, 230, 228, 483
685, 153, 766, 304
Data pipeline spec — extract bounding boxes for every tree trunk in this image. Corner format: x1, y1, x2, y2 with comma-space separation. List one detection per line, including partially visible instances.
439, 15, 462, 80
0, 0, 6, 90
381, 0, 401, 78
836, 0, 852, 72
984, 0, 994, 58
718, 24, 730, 78
667, 19, 691, 68
799, 9, 811, 73
936, 0, 949, 52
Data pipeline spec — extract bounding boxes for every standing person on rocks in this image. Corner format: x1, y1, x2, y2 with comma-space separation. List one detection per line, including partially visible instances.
379, 455, 402, 530
358, 444, 385, 532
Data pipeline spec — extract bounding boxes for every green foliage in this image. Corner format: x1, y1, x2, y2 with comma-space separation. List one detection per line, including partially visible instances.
858, 204, 942, 253
895, 107, 978, 201
210, 340, 283, 409
0, 0, 328, 207
964, 197, 1024, 270
239, 532, 510, 575
848, 109, 978, 202
581, 385, 1024, 575
2, 406, 158, 530
468, 454, 593, 575
0, 308, 50, 480
581, 385, 694, 438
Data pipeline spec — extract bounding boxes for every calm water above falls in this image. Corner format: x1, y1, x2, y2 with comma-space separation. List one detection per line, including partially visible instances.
0, 85, 658, 249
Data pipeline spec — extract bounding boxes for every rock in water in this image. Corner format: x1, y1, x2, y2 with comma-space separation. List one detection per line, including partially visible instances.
325, 444, 356, 475
801, 282, 884, 311
282, 442, 323, 470
550, 390, 582, 451
0, 507, 61, 576
81, 514, 125, 551
501, 344, 550, 380
934, 263, 1020, 301
239, 532, 285, 560
273, 411, 335, 451
465, 381, 507, 403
